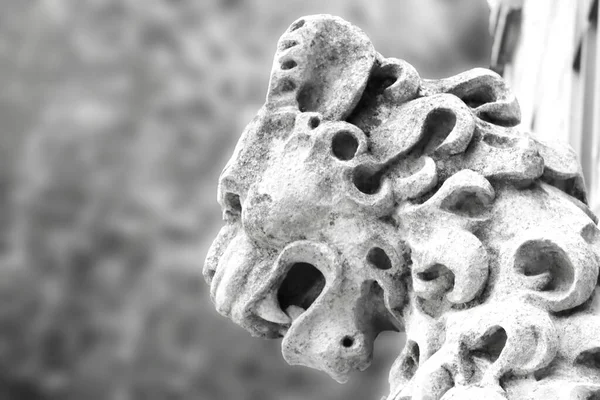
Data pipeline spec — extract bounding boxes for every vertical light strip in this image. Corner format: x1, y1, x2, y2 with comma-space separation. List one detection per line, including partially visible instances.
591, 0, 600, 211
572, 0, 598, 203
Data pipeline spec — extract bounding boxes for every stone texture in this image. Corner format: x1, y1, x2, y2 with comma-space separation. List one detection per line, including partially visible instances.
204, 14, 600, 399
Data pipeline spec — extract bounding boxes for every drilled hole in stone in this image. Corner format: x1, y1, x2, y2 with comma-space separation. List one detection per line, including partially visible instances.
367, 247, 392, 270
331, 131, 359, 160
289, 19, 305, 31
309, 116, 320, 129
279, 40, 298, 50
281, 59, 297, 70
353, 165, 383, 194
342, 336, 354, 348
277, 262, 326, 312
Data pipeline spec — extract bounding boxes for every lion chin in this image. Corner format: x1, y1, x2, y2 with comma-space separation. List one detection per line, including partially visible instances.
204, 14, 600, 400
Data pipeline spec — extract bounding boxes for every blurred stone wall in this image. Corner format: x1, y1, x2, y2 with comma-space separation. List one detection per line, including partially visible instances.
0, 1, 490, 399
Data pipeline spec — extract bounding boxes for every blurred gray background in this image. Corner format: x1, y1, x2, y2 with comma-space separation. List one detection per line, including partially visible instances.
0, 1, 491, 399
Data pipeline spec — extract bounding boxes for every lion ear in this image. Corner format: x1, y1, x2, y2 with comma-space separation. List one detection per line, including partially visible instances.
266, 15, 376, 121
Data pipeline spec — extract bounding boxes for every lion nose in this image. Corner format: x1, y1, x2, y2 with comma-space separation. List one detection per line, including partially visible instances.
217, 108, 298, 213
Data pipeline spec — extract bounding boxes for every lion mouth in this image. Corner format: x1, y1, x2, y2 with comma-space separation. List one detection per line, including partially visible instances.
277, 262, 326, 321
253, 261, 327, 332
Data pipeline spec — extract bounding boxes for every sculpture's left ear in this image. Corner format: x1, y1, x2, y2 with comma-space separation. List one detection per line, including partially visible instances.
265, 15, 377, 121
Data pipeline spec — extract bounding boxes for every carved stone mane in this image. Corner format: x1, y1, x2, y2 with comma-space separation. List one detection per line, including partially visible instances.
204, 15, 600, 399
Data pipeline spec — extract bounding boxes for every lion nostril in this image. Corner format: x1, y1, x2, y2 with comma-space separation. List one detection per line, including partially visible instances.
224, 192, 242, 217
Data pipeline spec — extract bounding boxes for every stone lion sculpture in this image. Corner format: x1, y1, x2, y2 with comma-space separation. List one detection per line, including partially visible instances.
204, 15, 600, 399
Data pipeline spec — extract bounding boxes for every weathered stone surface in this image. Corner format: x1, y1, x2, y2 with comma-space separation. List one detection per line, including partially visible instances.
204, 14, 600, 399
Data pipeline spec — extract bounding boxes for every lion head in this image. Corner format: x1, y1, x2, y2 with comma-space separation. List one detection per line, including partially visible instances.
204, 15, 600, 399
